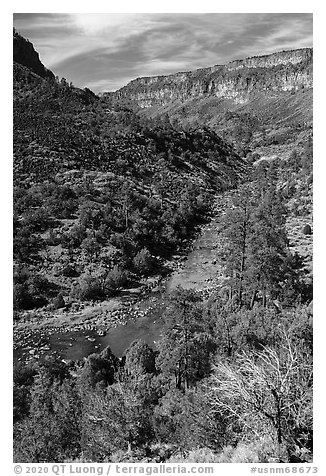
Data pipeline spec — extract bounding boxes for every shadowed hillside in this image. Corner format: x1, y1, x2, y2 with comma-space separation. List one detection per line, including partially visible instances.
14, 28, 55, 81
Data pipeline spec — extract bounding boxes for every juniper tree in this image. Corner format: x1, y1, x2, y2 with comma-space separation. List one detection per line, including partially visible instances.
14, 370, 82, 463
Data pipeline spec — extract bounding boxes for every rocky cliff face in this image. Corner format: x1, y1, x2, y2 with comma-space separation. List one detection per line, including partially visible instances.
113, 48, 312, 108
13, 29, 55, 80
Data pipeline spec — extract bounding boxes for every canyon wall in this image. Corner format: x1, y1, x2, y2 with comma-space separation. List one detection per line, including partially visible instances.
113, 48, 312, 108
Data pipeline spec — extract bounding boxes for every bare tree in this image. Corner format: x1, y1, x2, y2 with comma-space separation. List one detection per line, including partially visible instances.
206, 332, 312, 461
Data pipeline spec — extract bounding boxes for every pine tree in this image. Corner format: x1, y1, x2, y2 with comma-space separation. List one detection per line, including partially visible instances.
218, 179, 300, 308
247, 185, 290, 307
157, 288, 216, 390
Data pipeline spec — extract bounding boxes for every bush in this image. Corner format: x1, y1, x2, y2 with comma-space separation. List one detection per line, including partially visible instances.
81, 236, 100, 257
104, 265, 128, 294
13, 270, 50, 310
13, 282, 33, 310
61, 264, 79, 278
167, 439, 283, 463
216, 439, 283, 463
73, 273, 105, 301
168, 448, 220, 463
133, 248, 154, 275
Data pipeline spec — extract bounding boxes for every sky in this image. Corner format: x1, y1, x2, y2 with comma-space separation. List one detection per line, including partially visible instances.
13, 13, 312, 93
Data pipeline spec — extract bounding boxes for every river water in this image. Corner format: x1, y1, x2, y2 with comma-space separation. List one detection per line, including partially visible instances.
14, 216, 223, 364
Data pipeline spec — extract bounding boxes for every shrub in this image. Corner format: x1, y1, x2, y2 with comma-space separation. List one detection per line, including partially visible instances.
167, 439, 283, 463
73, 273, 105, 301
13, 282, 33, 310
168, 448, 220, 463
133, 248, 154, 275
216, 439, 283, 463
13, 271, 50, 310
81, 236, 100, 258
104, 265, 128, 293
61, 264, 79, 278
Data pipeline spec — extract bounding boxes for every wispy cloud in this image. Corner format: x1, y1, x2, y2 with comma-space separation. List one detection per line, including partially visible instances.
13, 13, 313, 93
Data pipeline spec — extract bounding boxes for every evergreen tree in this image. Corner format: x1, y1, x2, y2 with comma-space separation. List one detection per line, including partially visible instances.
79, 346, 119, 389
218, 184, 254, 306
124, 340, 156, 376
14, 371, 82, 462
157, 288, 216, 390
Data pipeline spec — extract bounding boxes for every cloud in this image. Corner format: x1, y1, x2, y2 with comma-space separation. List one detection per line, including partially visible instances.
13, 13, 313, 93
71, 13, 154, 35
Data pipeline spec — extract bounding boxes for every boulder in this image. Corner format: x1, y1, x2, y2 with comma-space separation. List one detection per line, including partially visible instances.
53, 294, 65, 310
302, 224, 312, 235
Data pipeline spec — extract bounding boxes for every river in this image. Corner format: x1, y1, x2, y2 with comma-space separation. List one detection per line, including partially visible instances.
14, 215, 224, 364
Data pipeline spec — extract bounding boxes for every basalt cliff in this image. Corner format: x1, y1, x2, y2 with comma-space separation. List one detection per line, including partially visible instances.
112, 48, 312, 108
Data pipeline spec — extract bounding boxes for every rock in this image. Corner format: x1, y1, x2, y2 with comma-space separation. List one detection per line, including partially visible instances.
53, 294, 66, 310
302, 224, 312, 235
114, 49, 312, 108
40, 345, 50, 351
14, 30, 55, 80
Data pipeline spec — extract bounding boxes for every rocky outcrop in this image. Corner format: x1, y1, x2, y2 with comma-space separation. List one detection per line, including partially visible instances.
113, 48, 312, 108
13, 28, 55, 80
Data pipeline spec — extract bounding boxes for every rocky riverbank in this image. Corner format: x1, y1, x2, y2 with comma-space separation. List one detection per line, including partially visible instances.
13, 292, 168, 363
13, 193, 234, 364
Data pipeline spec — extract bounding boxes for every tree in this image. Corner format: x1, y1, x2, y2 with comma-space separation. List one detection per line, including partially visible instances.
124, 340, 156, 376
14, 371, 82, 463
133, 248, 154, 275
79, 201, 103, 231
218, 180, 302, 308
104, 265, 128, 294
81, 236, 101, 259
153, 386, 225, 451
73, 272, 105, 301
80, 346, 119, 389
207, 333, 312, 461
218, 184, 254, 307
13, 362, 37, 423
157, 287, 216, 390
81, 375, 156, 459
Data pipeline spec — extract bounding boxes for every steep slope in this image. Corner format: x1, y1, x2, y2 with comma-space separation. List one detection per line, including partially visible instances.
107, 48, 312, 156
13, 33, 245, 316
112, 48, 312, 108
13, 28, 55, 81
